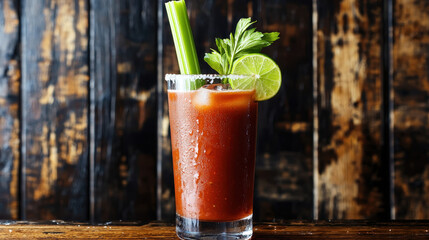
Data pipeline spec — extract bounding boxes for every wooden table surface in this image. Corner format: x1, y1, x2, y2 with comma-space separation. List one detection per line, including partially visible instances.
0, 220, 428, 239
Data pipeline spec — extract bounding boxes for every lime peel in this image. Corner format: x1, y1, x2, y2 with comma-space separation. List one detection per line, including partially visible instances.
230, 53, 282, 101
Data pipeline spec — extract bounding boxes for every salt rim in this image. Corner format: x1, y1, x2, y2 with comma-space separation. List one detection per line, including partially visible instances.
165, 74, 259, 82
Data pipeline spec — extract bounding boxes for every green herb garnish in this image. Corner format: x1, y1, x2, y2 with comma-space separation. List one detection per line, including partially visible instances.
204, 18, 280, 75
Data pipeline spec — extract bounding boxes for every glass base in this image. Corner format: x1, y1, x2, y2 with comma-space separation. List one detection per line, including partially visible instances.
176, 214, 253, 240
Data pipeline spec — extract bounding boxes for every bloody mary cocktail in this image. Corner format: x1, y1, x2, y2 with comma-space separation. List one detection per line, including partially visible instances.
165, 1, 281, 239
168, 78, 257, 223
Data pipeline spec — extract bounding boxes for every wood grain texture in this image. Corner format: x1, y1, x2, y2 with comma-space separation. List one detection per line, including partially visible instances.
253, 0, 314, 220
392, 0, 429, 219
317, 0, 389, 219
91, 0, 157, 222
0, 0, 20, 220
89, 0, 117, 221
21, 0, 89, 220
0, 221, 429, 239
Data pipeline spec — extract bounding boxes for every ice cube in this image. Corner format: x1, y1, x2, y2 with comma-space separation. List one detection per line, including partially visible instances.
201, 83, 231, 91
192, 88, 212, 108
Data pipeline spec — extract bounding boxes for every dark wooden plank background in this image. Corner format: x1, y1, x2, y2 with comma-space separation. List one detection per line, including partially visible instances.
0, 0, 19, 220
91, 0, 157, 222
252, 0, 314, 221
21, 0, 89, 220
392, 0, 429, 219
316, 0, 389, 219
0, 0, 427, 222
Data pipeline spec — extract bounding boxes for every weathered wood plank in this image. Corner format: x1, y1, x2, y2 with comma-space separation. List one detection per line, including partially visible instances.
21, 0, 89, 220
0, 0, 20, 220
158, 6, 175, 219
158, 0, 234, 220
252, 0, 314, 220
317, 0, 389, 219
0, 221, 429, 239
392, 0, 429, 219
89, 0, 117, 221
91, 0, 158, 222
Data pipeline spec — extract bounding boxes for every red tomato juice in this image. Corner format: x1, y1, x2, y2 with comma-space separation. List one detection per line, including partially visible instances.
168, 87, 258, 221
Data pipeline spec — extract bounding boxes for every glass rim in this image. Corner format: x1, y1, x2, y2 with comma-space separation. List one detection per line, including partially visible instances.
165, 74, 256, 82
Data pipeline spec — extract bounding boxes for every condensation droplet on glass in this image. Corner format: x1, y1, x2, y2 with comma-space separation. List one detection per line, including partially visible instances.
194, 149, 199, 159
194, 141, 199, 159
189, 130, 193, 135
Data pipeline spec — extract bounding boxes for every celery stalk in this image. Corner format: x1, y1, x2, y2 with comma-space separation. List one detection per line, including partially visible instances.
165, 0, 200, 75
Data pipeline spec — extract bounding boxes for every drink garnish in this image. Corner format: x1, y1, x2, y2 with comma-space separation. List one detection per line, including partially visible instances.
204, 18, 279, 75
165, 0, 200, 74
166, 0, 205, 90
204, 18, 282, 101
230, 53, 281, 101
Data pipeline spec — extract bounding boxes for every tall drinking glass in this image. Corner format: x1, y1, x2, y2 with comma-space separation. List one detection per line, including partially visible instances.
166, 74, 258, 240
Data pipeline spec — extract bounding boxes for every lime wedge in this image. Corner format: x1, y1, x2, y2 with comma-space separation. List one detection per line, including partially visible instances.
230, 53, 282, 101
